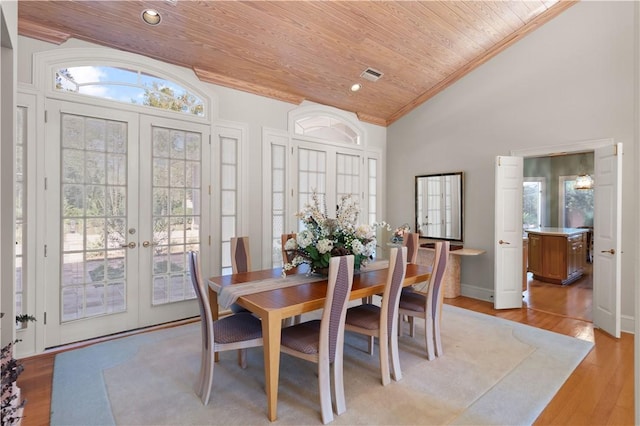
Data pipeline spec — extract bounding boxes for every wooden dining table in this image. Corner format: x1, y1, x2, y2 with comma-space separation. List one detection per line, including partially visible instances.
208, 262, 431, 422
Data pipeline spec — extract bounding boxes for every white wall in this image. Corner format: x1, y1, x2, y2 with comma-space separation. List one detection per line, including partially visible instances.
387, 1, 637, 327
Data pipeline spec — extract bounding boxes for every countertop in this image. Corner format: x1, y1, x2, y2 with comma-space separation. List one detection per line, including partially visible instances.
525, 227, 589, 237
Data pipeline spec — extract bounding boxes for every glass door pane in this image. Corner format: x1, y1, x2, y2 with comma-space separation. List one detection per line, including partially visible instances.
298, 147, 327, 218
44, 101, 140, 347
60, 114, 129, 321
150, 126, 200, 305
138, 116, 208, 326
16, 107, 26, 328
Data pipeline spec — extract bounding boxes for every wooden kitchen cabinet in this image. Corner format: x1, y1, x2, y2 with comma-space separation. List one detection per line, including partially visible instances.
525, 228, 587, 285
527, 233, 542, 276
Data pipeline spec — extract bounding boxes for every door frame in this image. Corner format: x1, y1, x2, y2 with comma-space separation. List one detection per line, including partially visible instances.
510, 137, 620, 329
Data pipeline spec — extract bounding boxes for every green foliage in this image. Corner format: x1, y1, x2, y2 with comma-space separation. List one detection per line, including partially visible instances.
15, 314, 36, 324
139, 82, 204, 115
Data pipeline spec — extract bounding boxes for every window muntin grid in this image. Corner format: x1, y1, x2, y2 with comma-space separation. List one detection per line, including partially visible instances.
16, 107, 26, 328
220, 136, 239, 275
151, 126, 201, 305
271, 144, 286, 268
60, 113, 128, 321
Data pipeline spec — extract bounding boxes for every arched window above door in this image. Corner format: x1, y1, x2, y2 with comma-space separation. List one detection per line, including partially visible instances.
294, 115, 359, 145
54, 65, 205, 117
290, 105, 365, 146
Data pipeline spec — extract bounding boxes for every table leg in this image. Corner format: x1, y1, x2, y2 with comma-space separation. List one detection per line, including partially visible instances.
208, 287, 220, 362
262, 311, 282, 422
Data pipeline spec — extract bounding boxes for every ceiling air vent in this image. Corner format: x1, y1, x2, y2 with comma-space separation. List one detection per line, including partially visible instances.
360, 67, 383, 82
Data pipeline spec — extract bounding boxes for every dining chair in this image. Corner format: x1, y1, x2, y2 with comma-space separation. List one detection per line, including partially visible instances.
281, 233, 298, 272
397, 241, 449, 360
280, 255, 355, 424
231, 236, 251, 274
400, 232, 420, 297
188, 251, 263, 405
402, 232, 420, 264
230, 236, 252, 314
281, 233, 303, 325
344, 246, 407, 386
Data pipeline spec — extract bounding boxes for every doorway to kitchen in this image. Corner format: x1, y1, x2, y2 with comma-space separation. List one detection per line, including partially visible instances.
522, 152, 594, 322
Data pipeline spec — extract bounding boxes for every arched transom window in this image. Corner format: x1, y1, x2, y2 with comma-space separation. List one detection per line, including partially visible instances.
294, 115, 360, 145
55, 65, 205, 116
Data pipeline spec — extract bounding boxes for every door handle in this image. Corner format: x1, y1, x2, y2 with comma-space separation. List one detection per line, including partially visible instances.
142, 241, 158, 248
121, 242, 137, 249
600, 249, 615, 254
498, 240, 511, 245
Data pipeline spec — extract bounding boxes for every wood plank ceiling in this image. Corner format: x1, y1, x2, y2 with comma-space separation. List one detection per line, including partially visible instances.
18, 1, 577, 126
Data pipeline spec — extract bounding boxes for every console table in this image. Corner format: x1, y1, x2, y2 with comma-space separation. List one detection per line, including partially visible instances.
416, 242, 486, 298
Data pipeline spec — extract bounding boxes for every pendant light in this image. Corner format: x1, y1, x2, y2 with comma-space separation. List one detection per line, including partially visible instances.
575, 154, 594, 190
575, 173, 594, 190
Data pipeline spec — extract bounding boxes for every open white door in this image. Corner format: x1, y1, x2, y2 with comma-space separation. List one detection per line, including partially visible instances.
494, 156, 523, 309
592, 143, 622, 338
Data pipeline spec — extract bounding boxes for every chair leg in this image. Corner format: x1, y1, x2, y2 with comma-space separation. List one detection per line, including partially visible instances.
333, 359, 346, 416
425, 317, 435, 361
434, 317, 444, 357
282, 315, 303, 327
379, 331, 391, 386
367, 335, 375, 355
408, 316, 415, 337
389, 326, 402, 382
318, 361, 334, 424
201, 349, 214, 405
196, 347, 207, 399
238, 348, 248, 368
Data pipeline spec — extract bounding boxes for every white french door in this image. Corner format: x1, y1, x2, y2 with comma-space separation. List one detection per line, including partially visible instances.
44, 100, 209, 346
294, 141, 363, 222
138, 116, 210, 327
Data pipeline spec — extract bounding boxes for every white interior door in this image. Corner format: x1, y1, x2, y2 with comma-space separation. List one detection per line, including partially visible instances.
494, 156, 524, 309
592, 143, 622, 338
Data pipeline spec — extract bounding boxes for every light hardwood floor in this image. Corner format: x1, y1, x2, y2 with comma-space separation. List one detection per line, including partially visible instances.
17, 270, 634, 425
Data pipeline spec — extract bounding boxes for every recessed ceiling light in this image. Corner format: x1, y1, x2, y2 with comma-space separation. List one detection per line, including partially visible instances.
351, 83, 362, 92
142, 9, 161, 25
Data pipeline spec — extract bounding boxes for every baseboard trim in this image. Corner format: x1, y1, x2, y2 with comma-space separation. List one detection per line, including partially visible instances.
460, 283, 493, 302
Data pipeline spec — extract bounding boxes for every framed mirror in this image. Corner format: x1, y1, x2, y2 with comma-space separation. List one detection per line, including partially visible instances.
415, 172, 464, 242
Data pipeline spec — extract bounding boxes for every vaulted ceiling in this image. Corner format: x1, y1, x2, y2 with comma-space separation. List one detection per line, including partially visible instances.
18, 1, 576, 126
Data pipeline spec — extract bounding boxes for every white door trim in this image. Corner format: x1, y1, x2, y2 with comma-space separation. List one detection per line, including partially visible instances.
510, 138, 621, 333
510, 138, 613, 157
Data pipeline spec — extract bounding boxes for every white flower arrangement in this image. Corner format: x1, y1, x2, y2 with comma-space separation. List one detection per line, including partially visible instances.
283, 191, 382, 275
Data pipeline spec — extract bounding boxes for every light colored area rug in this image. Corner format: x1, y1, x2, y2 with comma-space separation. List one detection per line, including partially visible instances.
50, 305, 593, 425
